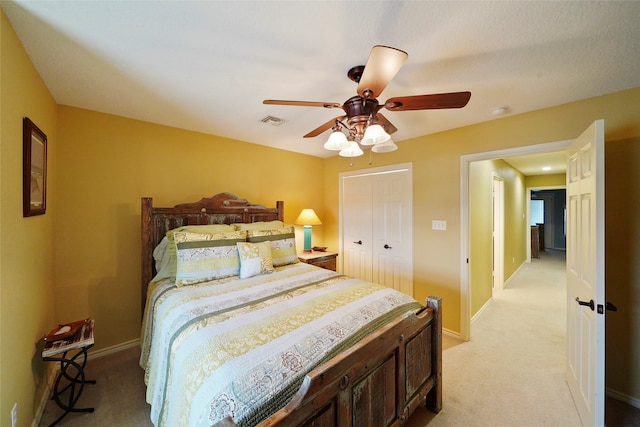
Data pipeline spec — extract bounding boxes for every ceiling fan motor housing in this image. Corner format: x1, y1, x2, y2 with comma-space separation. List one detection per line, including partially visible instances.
343, 96, 380, 137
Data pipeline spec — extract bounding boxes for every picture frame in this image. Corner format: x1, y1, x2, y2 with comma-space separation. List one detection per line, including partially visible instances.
23, 117, 47, 217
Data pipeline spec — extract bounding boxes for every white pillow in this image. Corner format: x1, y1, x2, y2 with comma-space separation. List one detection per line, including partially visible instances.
236, 241, 274, 279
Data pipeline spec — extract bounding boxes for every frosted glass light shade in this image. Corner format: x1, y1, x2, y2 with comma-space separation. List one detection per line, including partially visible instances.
339, 141, 364, 157
323, 131, 350, 151
361, 123, 390, 146
371, 138, 398, 153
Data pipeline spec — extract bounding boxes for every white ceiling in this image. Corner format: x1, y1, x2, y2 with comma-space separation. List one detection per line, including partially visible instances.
3, 1, 640, 169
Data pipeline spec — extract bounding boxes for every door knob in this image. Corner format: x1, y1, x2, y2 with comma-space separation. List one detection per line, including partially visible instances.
575, 297, 594, 311
384, 244, 392, 249
353, 240, 362, 245
606, 302, 618, 312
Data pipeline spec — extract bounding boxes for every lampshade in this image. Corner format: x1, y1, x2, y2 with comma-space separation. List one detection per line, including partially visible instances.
295, 209, 321, 252
323, 130, 350, 151
295, 208, 322, 226
339, 140, 364, 157
360, 123, 390, 146
371, 137, 398, 153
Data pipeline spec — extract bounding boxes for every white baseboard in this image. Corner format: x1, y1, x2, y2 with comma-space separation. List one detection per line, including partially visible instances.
90, 338, 140, 359
607, 387, 640, 410
31, 338, 141, 427
471, 298, 493, 324
443, 328, 461, 340
503, 261, 526, 290
32, 365, 58, 427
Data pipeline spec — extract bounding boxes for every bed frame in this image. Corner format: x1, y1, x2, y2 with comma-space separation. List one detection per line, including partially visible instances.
141, 192, 442, 427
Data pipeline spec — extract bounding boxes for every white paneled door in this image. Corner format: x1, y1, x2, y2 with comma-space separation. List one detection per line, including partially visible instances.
342, 173, 374, 282
340, 164, 413, 296
565, 120, 605, 427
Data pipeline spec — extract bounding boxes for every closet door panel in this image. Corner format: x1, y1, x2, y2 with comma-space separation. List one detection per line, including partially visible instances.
341, 164, 413, 297
372, 171, 413, 296
342, 174, 373, 281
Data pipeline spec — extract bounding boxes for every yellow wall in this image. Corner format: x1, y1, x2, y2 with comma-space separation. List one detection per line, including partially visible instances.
526, 173, 566, 188
469, 159, 527, 316
55, 106, 325, 349
324, 87, 640, 399
605, 136, 640, 401
1, 10, 58, 426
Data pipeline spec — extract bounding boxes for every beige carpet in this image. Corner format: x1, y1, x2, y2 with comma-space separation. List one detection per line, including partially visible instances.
39, 249, 640, 426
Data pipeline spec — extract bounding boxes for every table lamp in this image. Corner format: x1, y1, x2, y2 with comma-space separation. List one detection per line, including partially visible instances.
295, 209, 322, 252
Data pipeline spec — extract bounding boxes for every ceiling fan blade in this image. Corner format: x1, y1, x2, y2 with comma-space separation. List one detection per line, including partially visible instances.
384, 91, 471, 111
304, 116, 346, 138
357, 45, 408, 99
263, 99, 342, 109
377, 113, 398, 135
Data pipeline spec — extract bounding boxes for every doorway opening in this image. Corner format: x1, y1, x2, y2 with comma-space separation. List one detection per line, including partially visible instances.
460, 139, 571, 341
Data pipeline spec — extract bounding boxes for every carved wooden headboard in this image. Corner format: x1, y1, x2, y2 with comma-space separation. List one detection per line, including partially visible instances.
140, 192, 284, 314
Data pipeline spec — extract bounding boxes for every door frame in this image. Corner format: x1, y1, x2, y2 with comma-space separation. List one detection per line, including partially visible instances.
492, 174, 505, 293
460, 140, 571, 341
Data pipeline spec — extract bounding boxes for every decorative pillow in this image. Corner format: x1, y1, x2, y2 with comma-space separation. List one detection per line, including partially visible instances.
173, 230, 246, 286
236, 241, 274, 279
166, 224, 236, 278
233, 220, 285, 231
246, 226, 299, 266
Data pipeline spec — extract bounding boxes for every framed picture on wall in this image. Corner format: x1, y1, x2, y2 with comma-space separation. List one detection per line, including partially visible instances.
23, 117, 47, 217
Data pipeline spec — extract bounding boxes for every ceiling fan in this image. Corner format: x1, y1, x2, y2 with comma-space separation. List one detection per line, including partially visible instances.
264, 45, 471, 155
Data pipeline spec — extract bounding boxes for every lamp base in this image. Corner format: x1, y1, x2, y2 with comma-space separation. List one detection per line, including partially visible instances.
303, 225, 312, 253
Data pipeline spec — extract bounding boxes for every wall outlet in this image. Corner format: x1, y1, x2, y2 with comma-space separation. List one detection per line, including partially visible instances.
11, 403, 17, 427
432, 220, 447, 231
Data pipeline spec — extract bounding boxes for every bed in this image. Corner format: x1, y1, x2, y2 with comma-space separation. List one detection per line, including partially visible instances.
140, 192, 442, 427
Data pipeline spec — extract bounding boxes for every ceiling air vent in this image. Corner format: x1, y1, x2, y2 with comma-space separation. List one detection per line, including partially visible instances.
260, 115, 285, 126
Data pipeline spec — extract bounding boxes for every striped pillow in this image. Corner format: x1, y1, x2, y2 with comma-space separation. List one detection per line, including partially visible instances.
173, 230, 246, 286
166, 224, 236, 279
246, 226, 299, 267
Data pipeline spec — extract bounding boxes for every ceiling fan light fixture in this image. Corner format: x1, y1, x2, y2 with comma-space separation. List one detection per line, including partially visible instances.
324, 130, 350, 150
361, 123, 390, 145
371, 138, 398, 153
339, 141, 364, 157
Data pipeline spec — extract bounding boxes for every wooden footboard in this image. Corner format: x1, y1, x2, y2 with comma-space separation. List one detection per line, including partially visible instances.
214, 296, 442, 427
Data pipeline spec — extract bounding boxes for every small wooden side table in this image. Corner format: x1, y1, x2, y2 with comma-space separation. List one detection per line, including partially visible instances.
42, 319, 96, 426
298, 251, 338, 271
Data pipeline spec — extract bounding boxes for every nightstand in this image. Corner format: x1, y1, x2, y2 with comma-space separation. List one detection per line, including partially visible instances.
298, 251, 338, 271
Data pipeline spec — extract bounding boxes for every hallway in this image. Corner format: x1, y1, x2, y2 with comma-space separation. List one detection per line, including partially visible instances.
407, 249, 640, 426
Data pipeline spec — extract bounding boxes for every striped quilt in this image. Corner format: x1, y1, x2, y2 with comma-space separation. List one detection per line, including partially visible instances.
140, 262, 421, 427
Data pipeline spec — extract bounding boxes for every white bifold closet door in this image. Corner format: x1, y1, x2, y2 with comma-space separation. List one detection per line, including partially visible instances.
340, 164, 413, 297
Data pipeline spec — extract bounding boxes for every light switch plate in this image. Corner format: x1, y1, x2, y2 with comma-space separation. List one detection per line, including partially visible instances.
432, 220, 447, 231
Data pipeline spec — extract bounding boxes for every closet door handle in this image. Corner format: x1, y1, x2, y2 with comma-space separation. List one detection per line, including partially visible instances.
353, 240, 362, 245
384, 244, 392, 249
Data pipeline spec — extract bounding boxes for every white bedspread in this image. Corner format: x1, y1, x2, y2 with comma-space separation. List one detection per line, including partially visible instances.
140, 262, 421, 427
